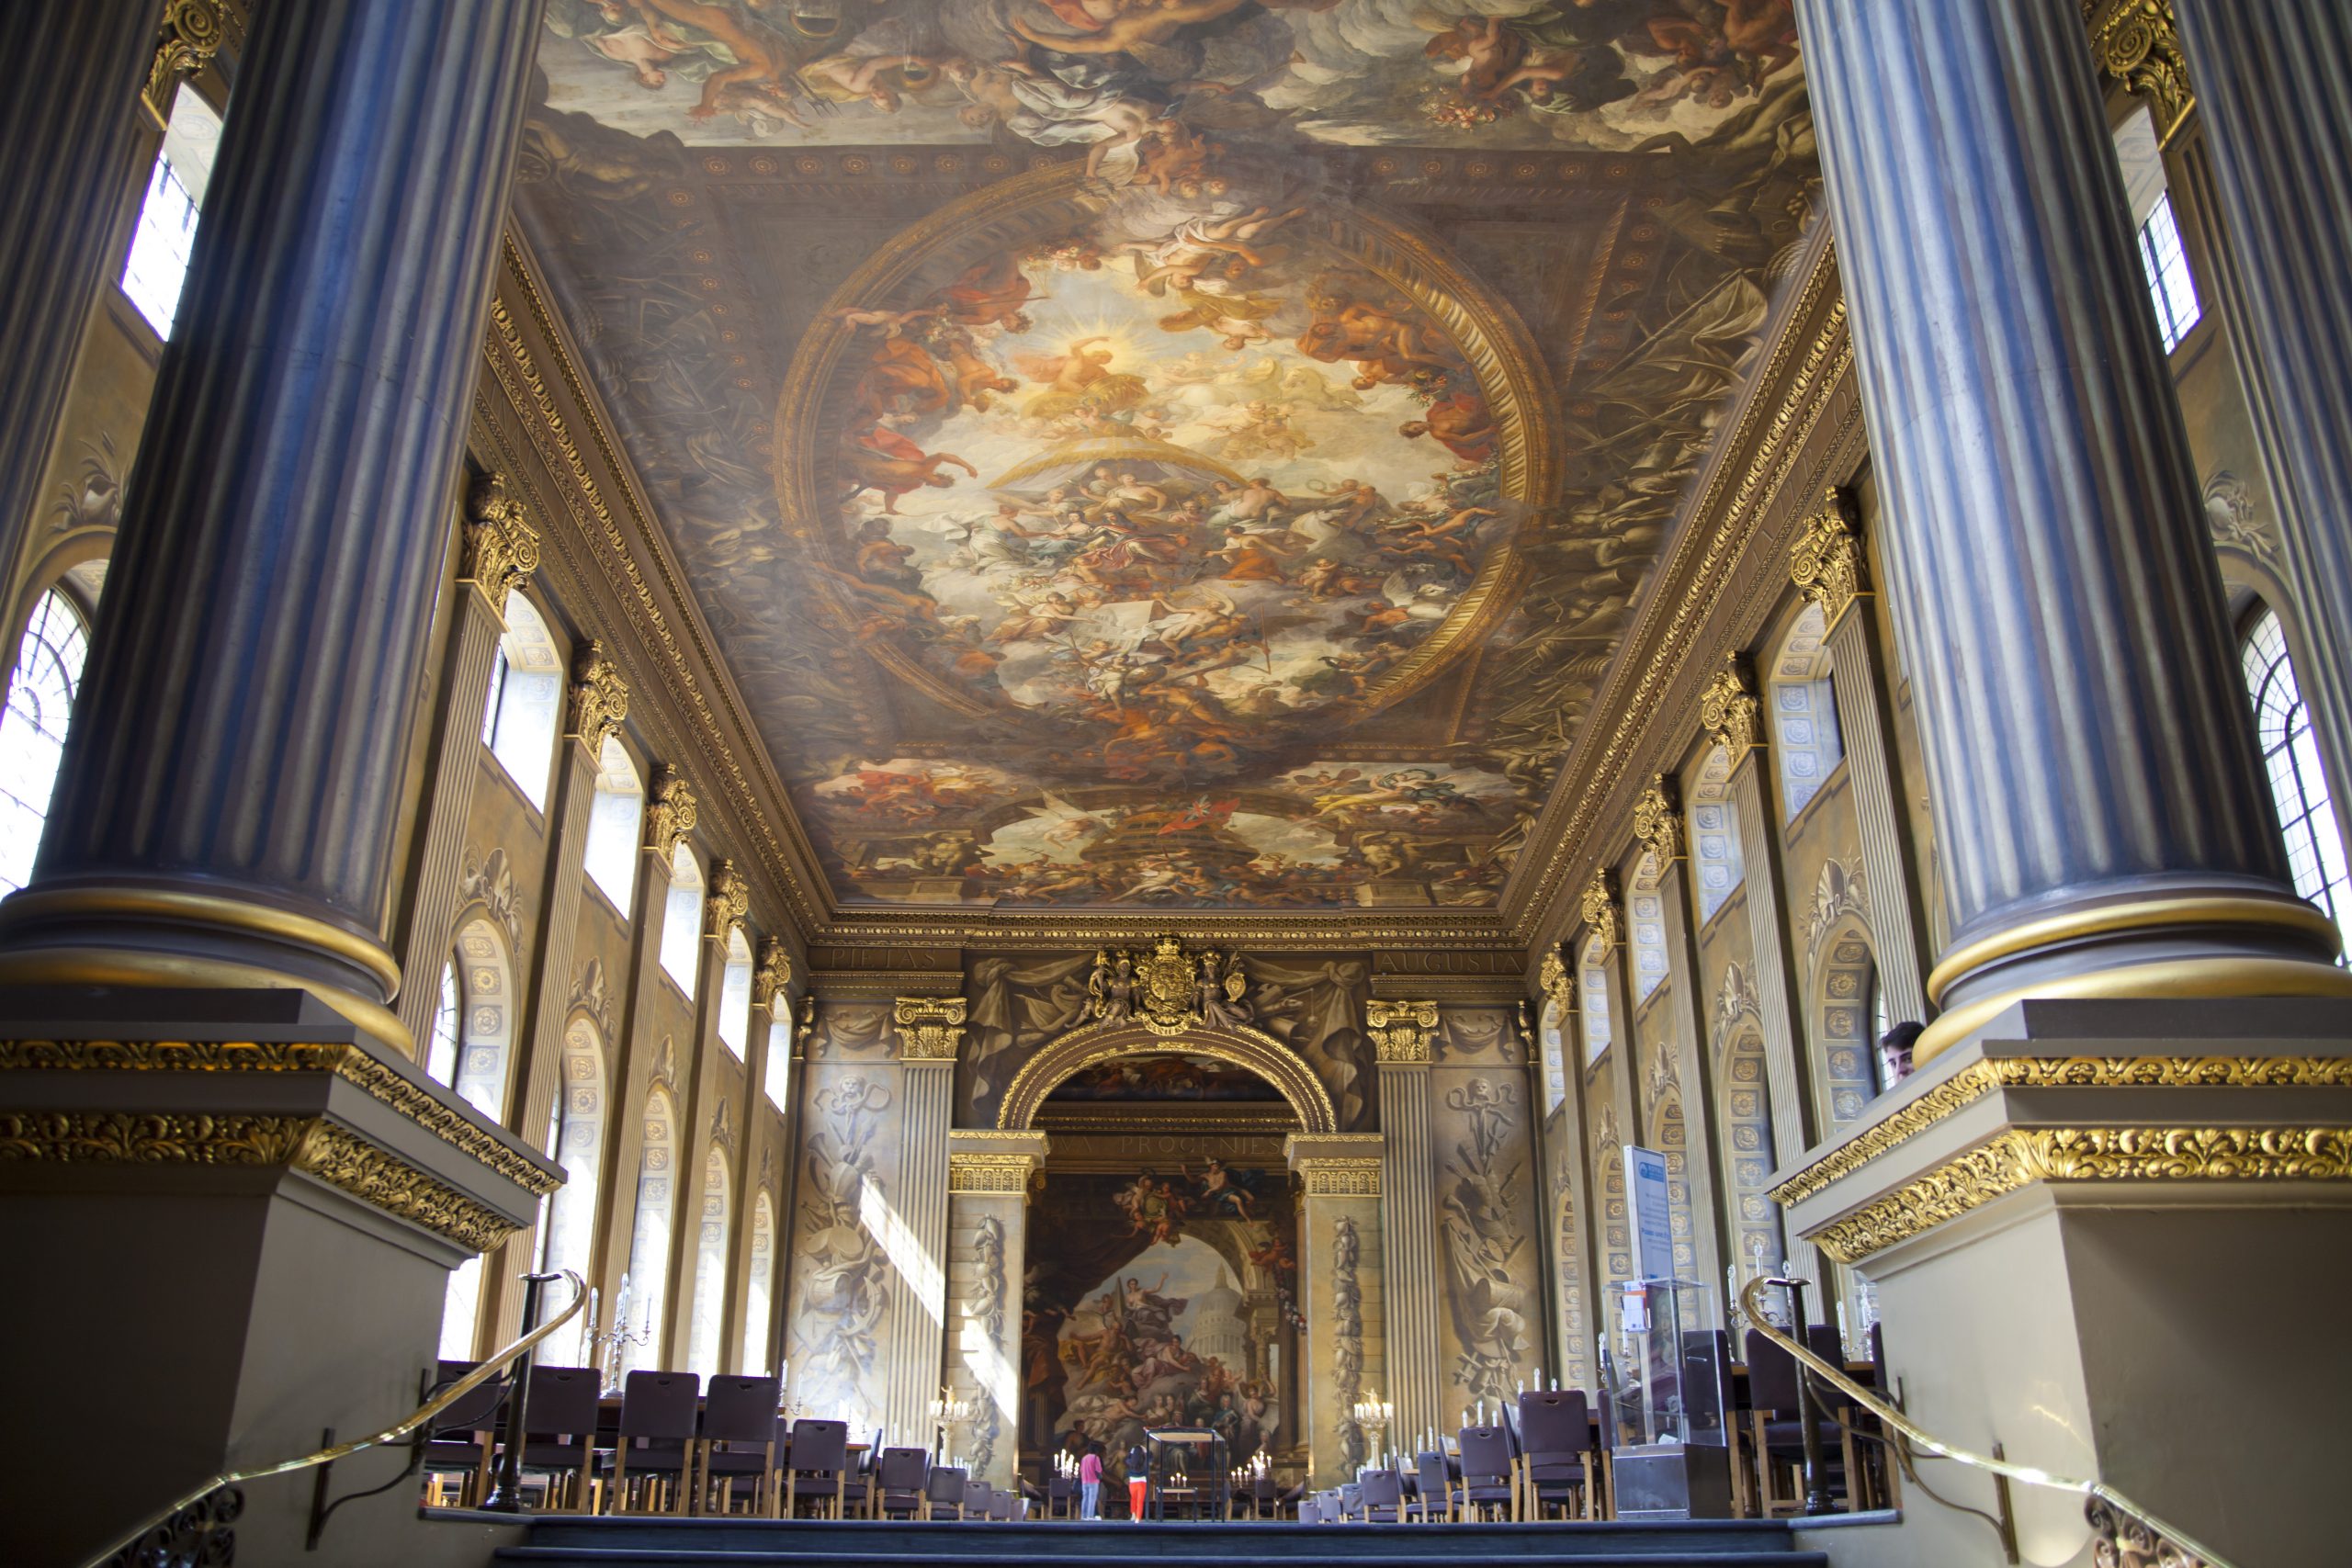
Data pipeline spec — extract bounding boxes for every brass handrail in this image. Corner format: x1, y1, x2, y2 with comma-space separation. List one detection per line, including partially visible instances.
1737, 1276, 2231, 1568
84, 1269, 587, 1568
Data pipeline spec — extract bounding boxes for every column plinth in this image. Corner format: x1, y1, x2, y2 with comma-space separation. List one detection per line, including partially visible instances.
1287, 1132, 1386, 1486
0, 0, 545, 1054
944, 1130, 1046, 1489
1792, 0, 2351, 1066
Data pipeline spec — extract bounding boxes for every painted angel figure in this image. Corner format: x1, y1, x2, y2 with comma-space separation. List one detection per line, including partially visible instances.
1088, 948, 1136, 1022
1196, 948, 1254, 1028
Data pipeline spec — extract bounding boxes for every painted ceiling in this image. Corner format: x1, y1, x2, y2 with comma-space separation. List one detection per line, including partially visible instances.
511, 0, 1816, 914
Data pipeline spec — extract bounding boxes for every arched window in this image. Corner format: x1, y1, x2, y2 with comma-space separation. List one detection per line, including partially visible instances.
660, 842, 705, 999
1539, 998, 1567, 1114
539, 1017, 607, 1355
686, 1146, 730, 1378
1578, 939, 1614, 1064
426, 961, 462, 1088
1688, 746, 1746, 922
0, 588, 91, 896
741, 1192, 776, 1376
481, 593, 561, 811
438, 1253, 483, 1362
121, 84, 222, 337
763, 995, 796, 1113
1770, 604, 1843, 821
582, 735, 645, 913
718, 930, 753, 1059
449, 917, 516, 1120
1716, 1021, 1785, 1288
621, 1087, 678, 1375
1816, 927, 1882, 1125
2241, 607, 2352, 953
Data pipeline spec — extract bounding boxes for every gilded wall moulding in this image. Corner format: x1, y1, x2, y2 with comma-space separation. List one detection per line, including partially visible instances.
1537, 945, 1573, 1014
644, 766, 698, 859
460, 470, 542, 617
0, 1038, 560, 1195
706, 858, 751, 942
893, 996, 967, 1061
142, 0, 235, 126
947, 1152, 1041, 1194
754, 938, 794, 1009
1810, 1124, 2352, 1264
566, 638, 629, 752
1581, 873, 1620, 959
1700, 659, 1763, 760
0, 1109, 521, 1253
1787, 487, 1868, 626
1770, 1053, 2352, 1208
1295, 1157, 1385, 1198
1632, 777, 1683, 867
1366, 1000, 1440, 1065
2082, 0, 2195, 141
1084, 935, 1253, 1038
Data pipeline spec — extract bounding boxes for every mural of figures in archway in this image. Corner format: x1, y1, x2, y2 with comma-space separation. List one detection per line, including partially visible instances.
1023, 1167, 1296, 1483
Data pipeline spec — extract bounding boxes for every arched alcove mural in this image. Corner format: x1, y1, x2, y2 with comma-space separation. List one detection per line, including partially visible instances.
997, 1019, 1335, 1134
449, 912, 515, 1120
687, 1145, 731, 1377
1814, 920, 1880, 1131
741, 1191, 775, 1377
1770, 601, 1843, 819
1716, 1017, 1785, 1283
621, 1085, 677, 1375
540, 1014, 607, 1361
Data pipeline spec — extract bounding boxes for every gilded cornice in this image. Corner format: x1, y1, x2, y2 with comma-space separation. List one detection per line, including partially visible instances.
1811, 1124, 2352, 1264
1787, 488, 1867, 626
0, 1109, 521, 1252
1770, 1054, 2352, 1208
143, 0, 236, 125
754, 938, 794, 1008
565, 637, 628, 752
1365, 1000, 1439, 1065
460, 471, 541, 616
2082, 0, 2195, 141
1699, 659, 1762, 757
706, 858, 751, 942
1505, 233, 1852, 945
0, 1037, 560, 1195
644, 765, 698, 859
893, 996, 967, 1061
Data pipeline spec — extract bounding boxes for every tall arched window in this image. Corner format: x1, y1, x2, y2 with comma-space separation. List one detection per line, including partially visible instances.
718, 930, 754, 1059
686, 1145, 730, 1378
621, 1087, 678, 1375
121, 84, 222, 337
1688, 746, 1746, 922
582, 735, 645, 913
540, 1017, 607, 1357
1770, 604, 1844, 821
426, 961, 462, 1087
660, 843, 705, 999
741, 1193, 776, 1376
1629, 885, 1670, 1003
449, 916, 516, 1120
1578, 939, 1615, 1064
2241, 607, 2352, 953
763, 996, 796, 1113
481, 593, 561, 811
1539, 998, 1567, 1114
0, 589, 91, 896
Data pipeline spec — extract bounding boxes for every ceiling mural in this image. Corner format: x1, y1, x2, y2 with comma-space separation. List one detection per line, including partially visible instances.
513, 0, 1816, 913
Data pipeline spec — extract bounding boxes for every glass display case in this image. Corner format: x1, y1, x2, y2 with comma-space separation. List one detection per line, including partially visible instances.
1603, 1277, 1736, 1519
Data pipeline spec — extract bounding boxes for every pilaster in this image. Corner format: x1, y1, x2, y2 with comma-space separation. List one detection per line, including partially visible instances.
1366, 998, 1441, 1447
728, 942, 794, 1374
944, 1129, 1046, 1487
1637, 782, 1728, 1308
884, 995, 963, 1447
600, 795, 686, 1371
1286, 1132, 1386, 1485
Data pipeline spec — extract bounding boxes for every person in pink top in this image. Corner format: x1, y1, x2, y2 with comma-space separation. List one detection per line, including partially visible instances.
1079, 1448, 1102, 1519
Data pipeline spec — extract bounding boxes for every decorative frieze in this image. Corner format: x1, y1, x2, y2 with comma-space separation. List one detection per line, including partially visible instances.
1297, 1157, 1384, 1197
1366, 999, 1439, 1064
894, 996, 967, 1061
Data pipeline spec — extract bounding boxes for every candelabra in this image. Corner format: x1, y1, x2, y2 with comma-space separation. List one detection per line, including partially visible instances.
929, 1384, 973, 1461
588, 1273, 653, 1394
1350, 1389, 1394, 1463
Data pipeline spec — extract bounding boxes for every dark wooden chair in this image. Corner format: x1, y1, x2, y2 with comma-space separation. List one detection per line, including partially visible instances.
695, 1374, 780, 1516
1405, 1450, 1452, 1522
598, 1371, 700, 1515
874, 1447, 930, 1520
510, 1365, 601, 1512
922, 1463, 967, 1521
1517, 1389, 1596, 1520
1455, 1426, 1517, 1520
783, 1418, 850, 1519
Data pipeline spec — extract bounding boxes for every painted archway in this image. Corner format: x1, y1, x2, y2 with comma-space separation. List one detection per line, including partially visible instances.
995, 1019, 1337, 1134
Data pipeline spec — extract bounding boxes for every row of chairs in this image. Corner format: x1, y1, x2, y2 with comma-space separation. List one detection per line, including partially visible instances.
422, 1366, 1031, 1519
1296, 1325, 1896, 1524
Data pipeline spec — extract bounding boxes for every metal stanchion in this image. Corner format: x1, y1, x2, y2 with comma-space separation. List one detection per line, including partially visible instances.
480, 1271, 560, 1513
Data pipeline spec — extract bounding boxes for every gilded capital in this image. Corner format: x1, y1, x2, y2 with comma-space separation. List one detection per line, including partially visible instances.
1633, 776, 1682, 866
143, 0, 233, 125
706, 858, 750, 941
754, 937, 794, 1009
1581, 872, 1619, 958
459, 471, 541, 616
894, 996, 967, 1061
645, 765, 699, 859
1699, 659, 1761, 756
1789, 488, 1868, 626
1537, 945, 1573, 1013
2082, 0, 2195, 139
565, 638, 629, 752
1366, 998, 1438, 1064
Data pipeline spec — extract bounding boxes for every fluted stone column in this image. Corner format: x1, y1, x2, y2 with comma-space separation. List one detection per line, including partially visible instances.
1699, 665, 1823, 1295
944, 1130, 1046, 1488
2170, 1, 2352, 843
482, 642, 628, 1348
1288, 1134, 1386, 1487
1366, 1000, 1441, 1450
666, 859, 749, 1371
392, 477, 544, 1051
1634, 784, 1727, 1305
1793, 0, 2350, 1066
0, 0, 546, 1052
728, 943, 794, 1372
0, 0, 167, 600
1792, 494, 1930, 1027
884, 996, 962, 1447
